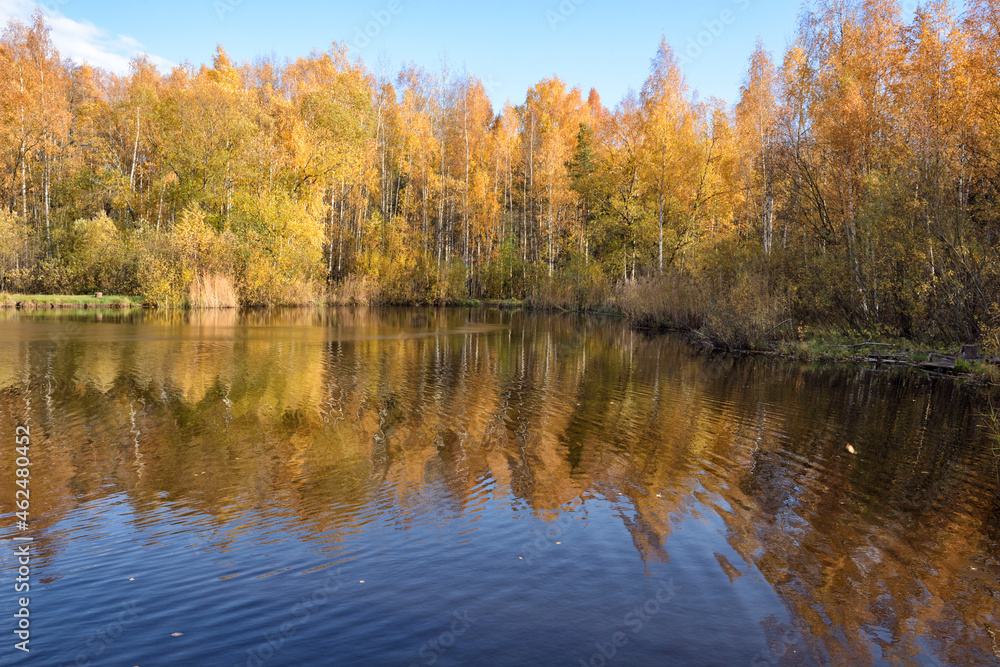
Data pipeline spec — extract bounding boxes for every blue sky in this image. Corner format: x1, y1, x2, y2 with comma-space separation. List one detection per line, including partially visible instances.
2, 0, 810, 107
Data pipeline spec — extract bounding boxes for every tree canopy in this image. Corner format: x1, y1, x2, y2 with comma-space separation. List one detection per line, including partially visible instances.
2, 3, 999, 348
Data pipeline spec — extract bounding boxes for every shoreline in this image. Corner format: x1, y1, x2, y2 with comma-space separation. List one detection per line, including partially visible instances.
3, 293, 998, 384
628, 321, 1000, 385
0, 294, 144, 310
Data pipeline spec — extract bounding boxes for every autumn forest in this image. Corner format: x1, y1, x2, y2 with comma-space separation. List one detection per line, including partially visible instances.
1, 1, 999, 350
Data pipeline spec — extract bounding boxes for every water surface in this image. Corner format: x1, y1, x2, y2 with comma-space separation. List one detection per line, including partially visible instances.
1, 308, 998, 665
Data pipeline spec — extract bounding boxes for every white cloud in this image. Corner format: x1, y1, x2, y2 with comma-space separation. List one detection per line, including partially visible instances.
0, 0, 175, 73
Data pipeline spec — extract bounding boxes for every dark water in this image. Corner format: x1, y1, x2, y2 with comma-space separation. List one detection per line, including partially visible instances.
0, 307, 998, 666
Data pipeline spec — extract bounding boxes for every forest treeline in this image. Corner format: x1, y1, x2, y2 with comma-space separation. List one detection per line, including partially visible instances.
1, 1, 999, 349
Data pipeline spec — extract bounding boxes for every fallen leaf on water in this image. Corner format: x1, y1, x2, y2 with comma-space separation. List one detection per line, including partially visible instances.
846, 444, 857, 455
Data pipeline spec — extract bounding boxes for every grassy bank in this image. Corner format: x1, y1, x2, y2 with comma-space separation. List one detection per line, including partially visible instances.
769, 334, 1000, 383
0, 293, 143, 309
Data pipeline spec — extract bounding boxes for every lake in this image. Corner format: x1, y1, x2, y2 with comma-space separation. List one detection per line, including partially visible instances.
1, 307, 998, 666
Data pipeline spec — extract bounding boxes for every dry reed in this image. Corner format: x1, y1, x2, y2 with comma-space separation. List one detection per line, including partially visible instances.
189, 273, 238, 308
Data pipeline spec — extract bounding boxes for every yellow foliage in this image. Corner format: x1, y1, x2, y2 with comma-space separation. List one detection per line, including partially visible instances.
0, 210, 28, 291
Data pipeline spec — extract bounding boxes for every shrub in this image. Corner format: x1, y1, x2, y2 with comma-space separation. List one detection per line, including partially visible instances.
66, 212, 137, 294
530, 256, 612, 312
0, 211, 30, 292
435, 259, 468, 304
135, 205, 239, 307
